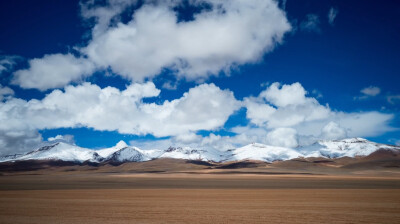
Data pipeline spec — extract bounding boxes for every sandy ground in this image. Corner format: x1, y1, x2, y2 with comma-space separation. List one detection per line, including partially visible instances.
0, 172, 400, 223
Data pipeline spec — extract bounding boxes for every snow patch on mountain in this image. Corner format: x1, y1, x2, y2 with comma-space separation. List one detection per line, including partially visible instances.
159, 146, 228, 162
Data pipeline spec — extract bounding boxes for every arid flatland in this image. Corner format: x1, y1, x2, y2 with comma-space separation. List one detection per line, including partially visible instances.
1, 188, 400, 224
1, 159, 400, 224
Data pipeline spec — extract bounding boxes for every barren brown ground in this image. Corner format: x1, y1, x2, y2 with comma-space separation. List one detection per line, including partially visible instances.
1, 155, 400, 223
1, 188, 400, 224
1, 172, 400, 224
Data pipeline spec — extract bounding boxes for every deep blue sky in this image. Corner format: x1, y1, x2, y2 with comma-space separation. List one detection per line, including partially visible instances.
0, 0, 399, 148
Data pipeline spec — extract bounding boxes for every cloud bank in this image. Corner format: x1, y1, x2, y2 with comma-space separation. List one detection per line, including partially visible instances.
0, 1, 396, 155
12, 0, 291, 90
0, 82, 394, 155
0, 82, 239, 138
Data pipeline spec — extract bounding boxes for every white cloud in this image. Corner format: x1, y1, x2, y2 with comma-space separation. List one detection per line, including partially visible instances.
162, 80, 178, 90
300, 14, 320, 32
0, 84, 14, 101
245, 82, 331, 128
212, 109, 393, 150
266, 128, 298, 148
80, 0, 138, 38
172, 133, 202, 144
260, 82, 307, 107
320, 121, 347, 140
333, 111, 394, 137
132, 106, 394, 151
361, 86, 380, 96
12, 0, 291, 90
354, 86, 381, 100
12, 54, 96, 91
245, 82, 394, 143
83, 0, 291, 82
243, 97, 276, 126
0, 82, 240, 137
132, 129, 267, 152
0, 55, 21, 75
48, 134, 75, 144
328, 7, 338, 25
0, 81, 395, 154
0, 129, 43, 156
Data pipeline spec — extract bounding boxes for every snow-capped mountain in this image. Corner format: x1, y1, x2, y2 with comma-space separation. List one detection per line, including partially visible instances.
230, 143, 303, 162
106, 146, 150, 163
96, 140, 129, 158
97, 140, 152, 163
1, 142, 102, 163
0, 138, 399, 164
0, 153, 24, 162
299, 138, 399, 159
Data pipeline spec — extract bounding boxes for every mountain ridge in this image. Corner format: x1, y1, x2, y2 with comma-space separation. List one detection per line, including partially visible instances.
0, 138, 399, 164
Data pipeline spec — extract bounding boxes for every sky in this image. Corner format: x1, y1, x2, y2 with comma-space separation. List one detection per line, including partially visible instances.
0, 0, 399, 155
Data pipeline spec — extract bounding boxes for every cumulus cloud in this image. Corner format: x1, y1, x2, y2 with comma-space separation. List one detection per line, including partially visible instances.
266, 128, 298, 148
300, 14, 320, 33
243, 97, 276, 126
0, 129, 43, 156
80, 0, 138, 38
0, 81, 395, 155
12, 0, 291, 90
12, 54, 96, 91
245, 82, 331, 128
83, 0, 291, 82
133, 97, 394, 151
245, 82, 394, 143
328, 7, 338, 25
331, 112, 393, 137
260, 82, 308, 107
320, 121, 347, 140
0, 82, 240, 138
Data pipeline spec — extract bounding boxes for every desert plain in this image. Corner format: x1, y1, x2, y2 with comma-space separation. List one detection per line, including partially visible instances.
0, 157, 400, 224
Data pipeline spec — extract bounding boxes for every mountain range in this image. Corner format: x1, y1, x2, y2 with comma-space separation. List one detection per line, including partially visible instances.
1, 138, 399, 164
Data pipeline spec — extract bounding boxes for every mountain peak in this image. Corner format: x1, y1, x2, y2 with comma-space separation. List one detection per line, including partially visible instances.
115, 140, 128, 149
